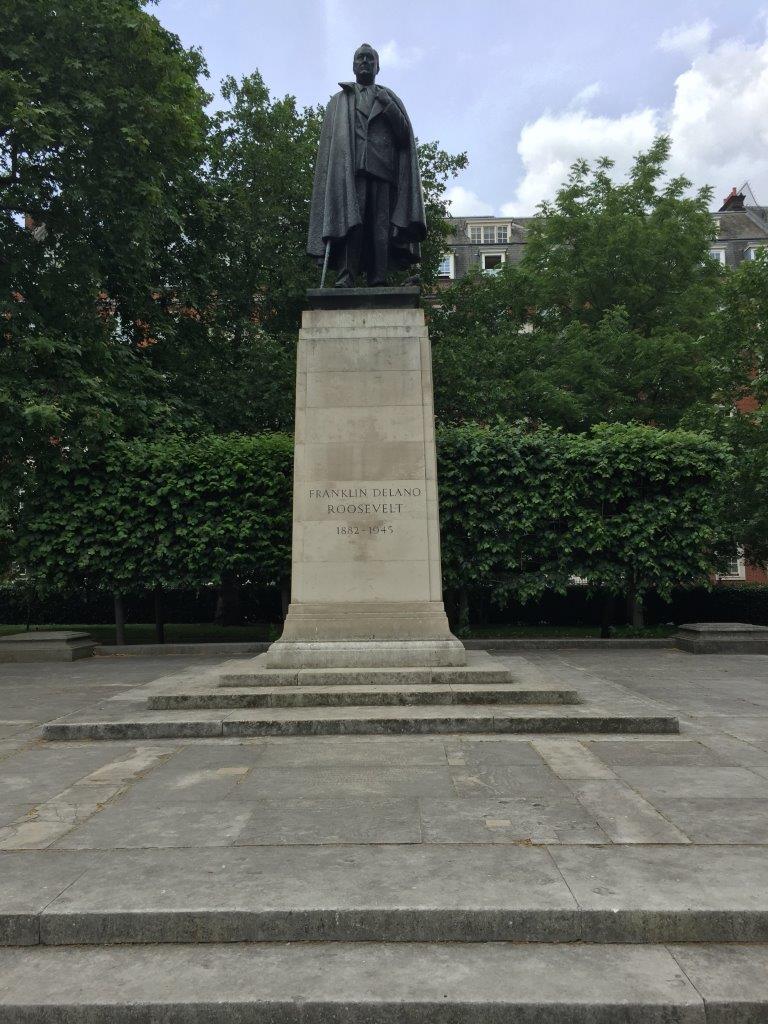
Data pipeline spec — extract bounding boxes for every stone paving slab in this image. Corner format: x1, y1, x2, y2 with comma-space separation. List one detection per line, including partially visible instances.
613, 765, 768, 800
229, 765, 456, 800
0, 942, 707, 1024
565, 780, 691, 844
418, 796, 608, 844
252, 735, 450, 767
651, 797, 768, 843
549, 845, 768, 942
234, 797, 422, 845
669, 944, 768, 1024
585, 739, 734, 767
0, 851, 101, 945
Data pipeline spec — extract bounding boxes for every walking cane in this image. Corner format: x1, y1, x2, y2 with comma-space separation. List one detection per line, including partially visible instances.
320, 239, 331, 289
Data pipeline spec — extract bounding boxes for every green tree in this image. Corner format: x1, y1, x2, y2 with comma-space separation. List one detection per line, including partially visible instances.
703, 249, 768, 567
416, 141, 467, 288
0, 0, 209, 516
430, 138, 723, 429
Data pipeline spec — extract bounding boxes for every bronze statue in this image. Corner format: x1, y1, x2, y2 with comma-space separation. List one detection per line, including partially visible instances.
307, 43, 427, 288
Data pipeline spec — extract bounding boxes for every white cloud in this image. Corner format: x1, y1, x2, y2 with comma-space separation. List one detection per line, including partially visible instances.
378, 40, 425, 70
667, 34, 768, 204
658, 19, 713, 54
570, 82, 602, 107
501, 23, 768, 215
445, 185, 494, 216
501, 109, 659, 216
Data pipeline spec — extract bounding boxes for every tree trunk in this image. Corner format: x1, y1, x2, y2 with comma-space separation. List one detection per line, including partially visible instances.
457, 587, 470, 634
625, 585, 645, 630
154, 587, 165, 645
215, 571, 242, 627
114, 593, 126, 646
600, 593, 615, 639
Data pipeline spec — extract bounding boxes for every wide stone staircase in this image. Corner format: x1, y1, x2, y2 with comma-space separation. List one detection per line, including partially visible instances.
41, 651, 679, 740
2, 843, 768, 1020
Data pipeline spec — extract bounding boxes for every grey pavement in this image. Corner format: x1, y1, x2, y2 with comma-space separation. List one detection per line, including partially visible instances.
3, 648, 768, 1019
0, 649, 765, 850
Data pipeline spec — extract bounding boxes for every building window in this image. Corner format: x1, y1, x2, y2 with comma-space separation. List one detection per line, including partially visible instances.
716, 548, 746, 581
437, 253, 455, 279
496, 225, 508, 244
469, 225, 482, 244
709, 248, 726, 265
745, 245, 766, 260
483, 225, 495, 244
482, 252, 505, 273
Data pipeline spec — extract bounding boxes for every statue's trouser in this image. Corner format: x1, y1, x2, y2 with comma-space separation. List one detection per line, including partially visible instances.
335, 175, 391, 286
266, 303, 465, 669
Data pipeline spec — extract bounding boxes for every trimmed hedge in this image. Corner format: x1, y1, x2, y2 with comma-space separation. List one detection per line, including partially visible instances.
8, 423, 730, 610
14, 433, 293, 594
438, 421, 730, 602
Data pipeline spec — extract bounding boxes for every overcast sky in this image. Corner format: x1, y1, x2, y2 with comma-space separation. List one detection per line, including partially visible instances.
154, 0, 768, 215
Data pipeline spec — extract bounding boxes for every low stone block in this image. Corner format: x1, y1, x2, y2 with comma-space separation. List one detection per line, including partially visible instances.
676, 622, 768, 654
0, 631, 96, 663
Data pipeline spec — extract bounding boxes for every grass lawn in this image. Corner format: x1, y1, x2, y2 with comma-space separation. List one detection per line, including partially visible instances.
0, 622, 676, 644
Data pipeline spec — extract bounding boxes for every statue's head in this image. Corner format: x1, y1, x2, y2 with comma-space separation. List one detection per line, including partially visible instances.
353, 43, 379, 85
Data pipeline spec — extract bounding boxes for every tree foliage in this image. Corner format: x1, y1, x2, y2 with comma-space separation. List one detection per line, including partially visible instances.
15, 434, 293, 595
438, 422, 730, 604
430, 138, 723, 430
0, 0, 209, 504
14, 426, 728, 607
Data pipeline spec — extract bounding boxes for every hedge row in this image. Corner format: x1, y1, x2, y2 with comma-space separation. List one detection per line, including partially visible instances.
9, 423, 731, 605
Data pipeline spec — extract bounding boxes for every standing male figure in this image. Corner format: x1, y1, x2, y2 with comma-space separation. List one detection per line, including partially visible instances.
307, 43, 427, 287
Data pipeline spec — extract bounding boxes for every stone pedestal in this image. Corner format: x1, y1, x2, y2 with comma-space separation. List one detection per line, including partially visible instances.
0, 631, 96, 662
267, 290, 464, 669
675, 622, 768, 654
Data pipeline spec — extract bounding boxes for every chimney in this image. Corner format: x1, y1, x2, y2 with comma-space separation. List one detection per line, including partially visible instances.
719, 187, 746, 212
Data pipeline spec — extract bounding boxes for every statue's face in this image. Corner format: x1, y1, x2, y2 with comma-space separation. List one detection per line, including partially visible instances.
353, 47, 378, 85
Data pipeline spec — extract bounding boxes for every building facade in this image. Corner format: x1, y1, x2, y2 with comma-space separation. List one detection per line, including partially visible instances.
440, 188, 768, 283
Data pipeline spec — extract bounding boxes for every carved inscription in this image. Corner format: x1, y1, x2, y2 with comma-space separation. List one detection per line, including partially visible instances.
308, 486, 422, 516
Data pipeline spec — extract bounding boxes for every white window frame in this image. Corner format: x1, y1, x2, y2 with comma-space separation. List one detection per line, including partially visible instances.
437, 253, 455, 279
468, 225, 482, 244
745, 244, 767, 260
481, 251, 506, 273
716, 547, 746, 581
496, 225, 509, 244
709, 247, 726, 265
482, 225, 496, 244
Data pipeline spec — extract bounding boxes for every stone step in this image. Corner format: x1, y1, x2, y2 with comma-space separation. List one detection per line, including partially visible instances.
218, 664, 516, 687
5, 845, 764, 946
41, 703, 679, 741
148, 684, 580, 710
2, 940, 760, 1023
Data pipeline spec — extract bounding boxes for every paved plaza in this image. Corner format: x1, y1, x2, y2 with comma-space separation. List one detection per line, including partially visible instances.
1, 647, 768, 1019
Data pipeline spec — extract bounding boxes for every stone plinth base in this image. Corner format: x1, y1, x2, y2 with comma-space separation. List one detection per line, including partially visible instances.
0, 631, 96, 662
265, 639, 467, 670
675, 622, 768, 654
269, 302, 464, 672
